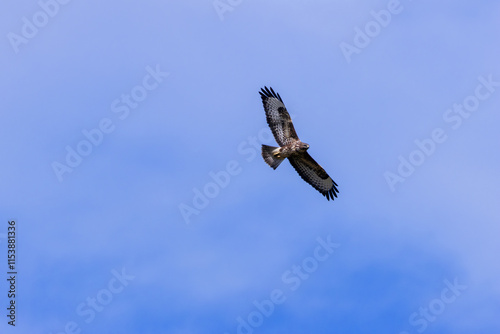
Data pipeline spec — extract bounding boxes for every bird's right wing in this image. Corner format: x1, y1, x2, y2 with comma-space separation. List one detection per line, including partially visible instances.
260, 86, 299, 146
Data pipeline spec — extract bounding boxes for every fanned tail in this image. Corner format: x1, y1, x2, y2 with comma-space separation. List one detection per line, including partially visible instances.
261, 145, 285, 169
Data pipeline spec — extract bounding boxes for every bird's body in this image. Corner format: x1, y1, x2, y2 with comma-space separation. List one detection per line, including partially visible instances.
265, 141, 309, 159
259, 86, 339, 201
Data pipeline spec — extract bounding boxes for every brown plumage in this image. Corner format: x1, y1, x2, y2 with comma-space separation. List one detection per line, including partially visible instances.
259, 86, 339, 201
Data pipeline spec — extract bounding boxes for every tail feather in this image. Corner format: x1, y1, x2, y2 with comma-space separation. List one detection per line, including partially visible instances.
262, 145, 285, 169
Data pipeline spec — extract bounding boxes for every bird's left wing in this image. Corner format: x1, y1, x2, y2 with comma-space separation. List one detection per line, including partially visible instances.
288, 152, 339, 201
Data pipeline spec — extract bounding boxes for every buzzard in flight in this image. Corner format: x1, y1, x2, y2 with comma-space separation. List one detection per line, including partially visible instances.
259, 86, 339, 201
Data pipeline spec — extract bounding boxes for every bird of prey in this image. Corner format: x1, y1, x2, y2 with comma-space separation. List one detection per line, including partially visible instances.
259, 86, 339, 201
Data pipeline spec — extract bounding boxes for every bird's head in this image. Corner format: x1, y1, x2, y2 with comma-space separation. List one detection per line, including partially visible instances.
299, 142, 310, 152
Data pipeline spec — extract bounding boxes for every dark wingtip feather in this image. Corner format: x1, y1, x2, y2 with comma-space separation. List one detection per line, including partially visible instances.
259, 86, 283, 103
323, 185, 339, 201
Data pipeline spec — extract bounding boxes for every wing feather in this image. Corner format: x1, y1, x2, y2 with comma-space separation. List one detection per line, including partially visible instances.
260, 86, 299, 146
288, 152, 339, 201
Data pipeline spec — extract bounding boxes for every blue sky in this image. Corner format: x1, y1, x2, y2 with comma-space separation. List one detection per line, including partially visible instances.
1, 0, 500, 333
